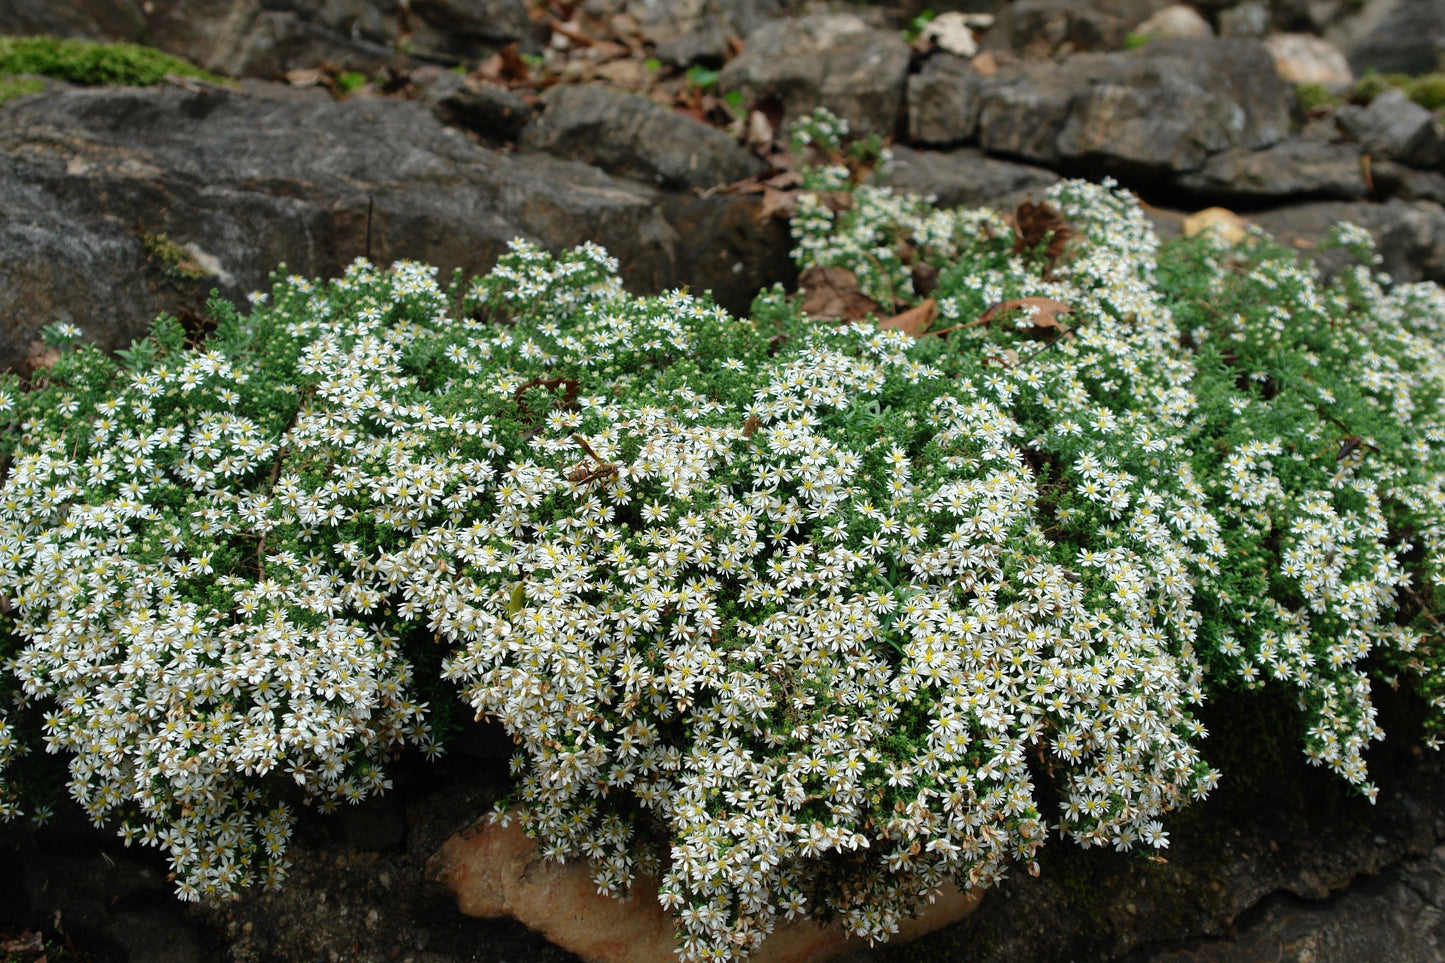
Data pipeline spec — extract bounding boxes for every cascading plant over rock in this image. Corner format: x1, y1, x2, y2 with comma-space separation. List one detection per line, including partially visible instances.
0, 110, 1443, 962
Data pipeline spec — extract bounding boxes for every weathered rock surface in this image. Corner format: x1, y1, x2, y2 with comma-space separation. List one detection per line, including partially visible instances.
881, 144, 1060, 209
1335, 87, 1445, 172
414, 68, 535, 143
907, 53, 983, 146
0, 81, 790, 372
0, 0, 145, 41
985, 0, 1131, 56
1171, 136, 1368, 202
978, 38, 1292, 177
144, 0, 530, 77
718, 12, 910, 136
1252, 198, 1445, 283
520, 83, 767, 190
1218, 1, 1270, 38
428, 814, 983, 963
1341, 0, 1445, 75
1129, 846, 1445, 963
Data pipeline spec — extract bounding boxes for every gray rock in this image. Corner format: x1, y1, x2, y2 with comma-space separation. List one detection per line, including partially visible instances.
979, 38, 1292, 177
986, 0, 1128, 56
1372, 160, 1445, 206
408, 0, 528, 42
1218, 0, 1271, 36
978, 58, 1080, 165
1172, 137, 1368, 201
147, 0, 408, 79
407, 0, 530, 61
601, 0, 784, 46
0, 81, 794, 373
415, 69, 534, 142
1336, 87, 1445, 171
1343, 0, 1445, 75
144, 0, 527, 78
880, 145, 1060, 209
0, 0, 146, 39
0, 145, 182, 372
1252, 198, 1445, 283
520, 83, 766, 191
654, 13, 732, 67
717, 12, 910, 136
1133, 847, 1445, 963
907, 54, 983, 146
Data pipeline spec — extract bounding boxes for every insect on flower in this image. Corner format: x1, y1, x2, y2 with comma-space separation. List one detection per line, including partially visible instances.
568, 434, 619, 488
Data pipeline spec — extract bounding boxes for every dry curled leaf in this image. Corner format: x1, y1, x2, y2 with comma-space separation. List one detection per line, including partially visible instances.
479, 43, 532, 84
757, 186, 797, 221
798, 266, 884, 322
879, 298, 937, 338
977, 297, 1073, 337
1011, 200, 1074, 276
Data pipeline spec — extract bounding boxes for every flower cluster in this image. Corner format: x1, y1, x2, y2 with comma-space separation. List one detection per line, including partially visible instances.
0, 117, 1441, 961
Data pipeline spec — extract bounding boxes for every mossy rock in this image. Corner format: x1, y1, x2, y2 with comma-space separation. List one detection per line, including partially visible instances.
0, 75, 44, 105
0, 35, 227, 88
1350, 70, 1445, 111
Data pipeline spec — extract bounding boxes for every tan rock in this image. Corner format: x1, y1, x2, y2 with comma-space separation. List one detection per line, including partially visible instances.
1265, 33, 1353, 85
1132, 5, 1213, 41
428, 815, 985, 963
1184, 206, 1249, 244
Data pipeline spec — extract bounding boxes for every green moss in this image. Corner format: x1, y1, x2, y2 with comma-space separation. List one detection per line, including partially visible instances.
1406, 73, 1445, 111
1123, 31, 1150, 49
0, 76, 43, 104
1295, 82, 1338, 112
1349, 69, 1445, 110
0, 35, 226, 87
142, 232, 208, 282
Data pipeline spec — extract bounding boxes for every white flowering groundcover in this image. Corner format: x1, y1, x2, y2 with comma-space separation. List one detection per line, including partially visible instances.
1, 117, 1444, 961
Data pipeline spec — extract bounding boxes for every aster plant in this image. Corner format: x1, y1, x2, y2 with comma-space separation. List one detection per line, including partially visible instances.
1, 110, 1443, 962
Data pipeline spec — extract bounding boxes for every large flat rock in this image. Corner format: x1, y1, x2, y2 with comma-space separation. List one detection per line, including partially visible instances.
0, 80, 789, 372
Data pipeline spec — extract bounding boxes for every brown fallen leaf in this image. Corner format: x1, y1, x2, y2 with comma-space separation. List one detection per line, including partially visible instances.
879, 298, 937, 338
912, 262, 940, 300
746, 109, 774, 152
480, 43, 531, 84
798, 266, 885, 322
971, 50, 999, 76
763, 169, 804, 190
976, 296, 1073, 337
1012, 200, 1074, 275
758, 186, 797, 221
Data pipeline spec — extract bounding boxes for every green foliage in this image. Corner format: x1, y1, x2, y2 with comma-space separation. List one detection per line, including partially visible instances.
0, 109, 1443, 963
902, 9, 936, 42
334, 70, 369, 95
1123, 31, 1150, 49
0, 76, 43, 104
0, 35, 225, 87
1350, 69, 1445, 110
685, 64, 720, 90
